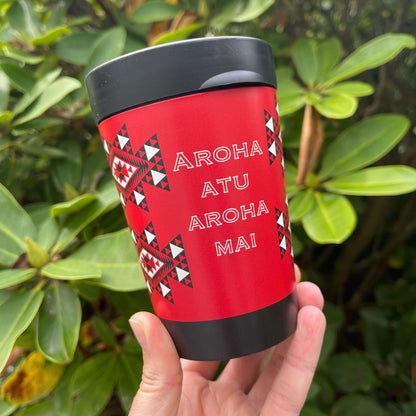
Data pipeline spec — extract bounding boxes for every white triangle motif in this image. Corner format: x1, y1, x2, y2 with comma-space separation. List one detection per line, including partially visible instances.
266, 116, 274, 132
160, 283, 170, 297
104, 140, 109, 153
277, 213, 285, 228
280, 236, 287, 250
133, 190, 145, 205
151, 170, 166, 185
170, 243, 183, 258
145, 230, 156, 244
269, 141, 277, 156
144, 144, 160, 160
176, 267, 189, 282
117, 134, 130, 149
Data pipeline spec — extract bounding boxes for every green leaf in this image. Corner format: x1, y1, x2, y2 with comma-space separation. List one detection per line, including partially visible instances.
25, 237, 49, 268
319, 114, 410, 179
52, 181, 119, 252
131, 1, 180, 23
284, 161, 299, 195
71, 353, 118, 416
32, 25, 71, 46
324, 165, 416, 196
325, 81, 374, 97
14, 400, 56, 416
316, 37, 343, 83
13, 67, 61, 115
84, 27, 127, 76
231, 0, 275, 22
0, 63, 35, 92
300, 406, 326, 416
292, 38, 319, 86
71, 228, 146, 291
315, 94, 358, 119
52, 32, 99, 65
0, 269, 36, 289
91, 316, 117, 348
14, 76, 81, 125
41, 259, 101, 280
302, 193, 356, 244
0, 44, 43, 64
117, 354, 142, 414
0, 183, 37, 266
278, 95, 305, 116
7, 0, 41, 40
211, 0, 246, 29
37, 217, 59, 251
49, 139, 83, 193
288, 190, 315, 222
51, 194, 97, 217
0, 397, 17, 416
0, 111, 13, 123
333, 395, 385, 416
276, 73, 304, 99
327, 33, 416, 86
0, 288, 44, 373
152, 22, 202, 46
325, 352, 376, 392
0, 70, 10, 112
36, 282, 81, 363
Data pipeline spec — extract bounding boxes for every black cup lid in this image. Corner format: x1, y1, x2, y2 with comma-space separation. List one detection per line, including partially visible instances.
85, 36, 276, 123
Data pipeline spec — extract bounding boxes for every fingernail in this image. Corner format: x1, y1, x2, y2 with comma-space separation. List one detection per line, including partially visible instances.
129, 317, 147, 352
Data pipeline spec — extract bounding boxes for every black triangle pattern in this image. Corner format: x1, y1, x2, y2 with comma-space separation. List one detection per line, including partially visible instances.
275, 207, 293, 260
264, 109, 282, 165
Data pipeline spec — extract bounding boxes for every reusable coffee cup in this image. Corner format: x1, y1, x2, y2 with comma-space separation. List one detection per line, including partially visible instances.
85, 36, 298, 361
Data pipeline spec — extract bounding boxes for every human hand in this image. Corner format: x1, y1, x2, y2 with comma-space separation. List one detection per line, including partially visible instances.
128, 267, 326, 416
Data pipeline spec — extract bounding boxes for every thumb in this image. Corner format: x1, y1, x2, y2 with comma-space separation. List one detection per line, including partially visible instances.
128, 312, 182, 416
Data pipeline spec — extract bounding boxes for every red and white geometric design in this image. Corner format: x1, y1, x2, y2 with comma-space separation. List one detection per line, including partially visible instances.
264, 109, 282, 165
101, 124, 170, 212
131, 222, 193, 304
275, 207, 293, 260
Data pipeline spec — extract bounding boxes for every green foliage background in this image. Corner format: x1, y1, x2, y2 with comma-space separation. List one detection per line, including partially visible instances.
0, 0, 415, 415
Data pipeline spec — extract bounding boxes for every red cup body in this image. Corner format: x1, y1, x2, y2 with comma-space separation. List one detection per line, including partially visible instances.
98, 85, 297, 360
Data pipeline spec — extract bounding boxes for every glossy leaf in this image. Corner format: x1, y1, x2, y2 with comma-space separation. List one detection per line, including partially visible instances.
52, 32, 99, 65
71, 228, 146, 291
152, 23, 202, 46
315, 94, 358, 119
231, 0, 275, 22
333, 394, 385, 416
52, 181, 119, 252
51, 194, 97, 217
49, 139, 83, 193
0, 70, 10, 112
0, 111, 13, 123
84, 27, 127, 76
292, 38, 319, 86
14, 77, 81, 125
0, 288, 44, 373
37, 217, 59, 251
325, 81, 374, 97
41, 259, 101, 280
91, 316, 117, 348
132, 1, 180, 23
284, 161, 299, 195
1, 351, 64, 405
326, 33, 416, 85
0, 183, 37, 267
7, 0, 41, 40
36, 282, 81, 363
316, 37, 343, 83
302, 193, 356, 244
319, 114, 410, 179
288, 190, 315, 222
13, 66, 61, 116
0, 63, 35, 92
0, 398, 17, 416
32, 26, 71, 46
278, 95, 306, 116
14, 400, 55, 416
0, 44, 43, 64
0, 268, 36, 289
325, 165, 416, 195
71, 353, 118, 416
117, 354, 142, 413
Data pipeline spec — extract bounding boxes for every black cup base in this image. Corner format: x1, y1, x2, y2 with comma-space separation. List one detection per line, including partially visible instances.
160, 291, 298, 361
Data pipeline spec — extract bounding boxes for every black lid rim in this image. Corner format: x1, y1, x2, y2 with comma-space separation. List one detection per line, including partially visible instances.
85, 36, 277, 124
